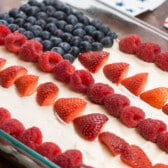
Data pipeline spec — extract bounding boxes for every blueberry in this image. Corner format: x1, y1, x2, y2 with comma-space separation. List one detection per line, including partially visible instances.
45, 23, 57, 34
92, 42, 103, 51
78, 15, 90, 25
64, 24, 73, 33
58, 42, 71, 52
7, 17, 14, 24
62, 32, 72, 42
92, 30, 104, 41
28, 0, 39, 6
53, 0, 65, 10
107, 31, 118, 40
54, 29, 64, 37
46, 5, 56, 16
20, 4, 31, 14
51, 46, 64, 55
44, 0, 55, 5
101, 36, 113, 47
9, 8, 20, 18
28, 6, 40, 16
41, 40, 53, 51
73, 28, 86, 37
0, 20, 8, 26
84, 25, 96, 35
30, 25, 43, 37
8, 24, 19, 32
16, 11, 27, 19
91, 19, 102, 28
36, 19, 46, 29
0, 13, 7, 19
50, 36, 62, 46
36, 12, 48, 20
24, 22, 32, 30
80, 41, 92, 52
70, 36, 81, 47
33, 37, 42, 43
73, 23, 84, 29
18, 27, 26, 34
41, 31, 51, 40
99, 24, 111, 35
83, 35, 94, 43
56, 20, 67, 29
46, 17, 58, 24
14, 18, 25, 27
62, 5, 73, 14
63, 53, 75, 63
68, 46, 80, 57
66, 14, 78, 25
54, 11, 66, 20
26, 16, 36, 24
23, 31, 34, 39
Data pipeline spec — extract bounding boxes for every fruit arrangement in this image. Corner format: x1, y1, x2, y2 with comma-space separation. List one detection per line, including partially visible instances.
0, 0, 168, 167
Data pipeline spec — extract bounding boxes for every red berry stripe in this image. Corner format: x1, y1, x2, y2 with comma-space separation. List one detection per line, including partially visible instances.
0, 108, 92, 167
119, 34, 168, 72
0, 24, 168, 165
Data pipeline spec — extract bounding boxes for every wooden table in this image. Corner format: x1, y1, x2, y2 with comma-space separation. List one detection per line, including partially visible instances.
0, 0, 167, 167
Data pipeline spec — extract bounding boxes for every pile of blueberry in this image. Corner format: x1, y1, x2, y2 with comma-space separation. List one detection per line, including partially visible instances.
0, 0, 118, 62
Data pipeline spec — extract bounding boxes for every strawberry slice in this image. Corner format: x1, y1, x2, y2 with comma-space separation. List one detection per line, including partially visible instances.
36, 82, 59, 106
140, 87, 168, 109
78, 51, 110, 73
0, 58, 6, 70
0, 65, 28, 88
98, 132, 130, 156
15, 74, 39, 96
73, 113, 108, 141
153, 163, 168, 168
54, 98, 87, 123
103, 62, 129, 85
121, 73, 148, 96
120, 145, 152, 168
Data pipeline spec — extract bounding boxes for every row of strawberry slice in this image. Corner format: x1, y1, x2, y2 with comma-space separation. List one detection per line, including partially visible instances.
0, 107, 92, 168
1, 24, 168, 166
119, 34, 168, 72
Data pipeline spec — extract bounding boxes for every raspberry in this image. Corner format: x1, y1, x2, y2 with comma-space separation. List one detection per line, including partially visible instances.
52, 149, 83, 168
38, 51, 63, 73
154, 52, 168, 71
135, 43, 161, 62
0, 25, 11, 45
0, 107, 11, 125
4, 31, 27, 53
119, 106, 145, 128
70, 70, 95, 93
137, 118, 167, 142
19, 40, 43, 62
36, 142, 62, 160
156, 131, 168, 153
53, 60, 75, 83
0, 118, 25, 138
104, 93, 130, 118
87, 83, 114, 105
119, 34, 141, 54
18, 126, 43, 150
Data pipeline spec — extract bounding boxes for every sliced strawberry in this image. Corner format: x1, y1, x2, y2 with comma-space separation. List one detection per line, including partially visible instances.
98, 131, 130, 156
36, 82, 59, 106
15, 74, 39, 96
140, 87, 168, 109
103, 62, 129, 85
120, 145, 152, 168
52, 149, 83, 168
0, 58, 7, 70
0, 65, 28, 88
78, 51, 109, 73
153, 163, 168, 168
54, 98, 87, 123
121, 73, 148, 96
162, 103, 168, 115
73, 113, 108, 141
0, 25, 11, 45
